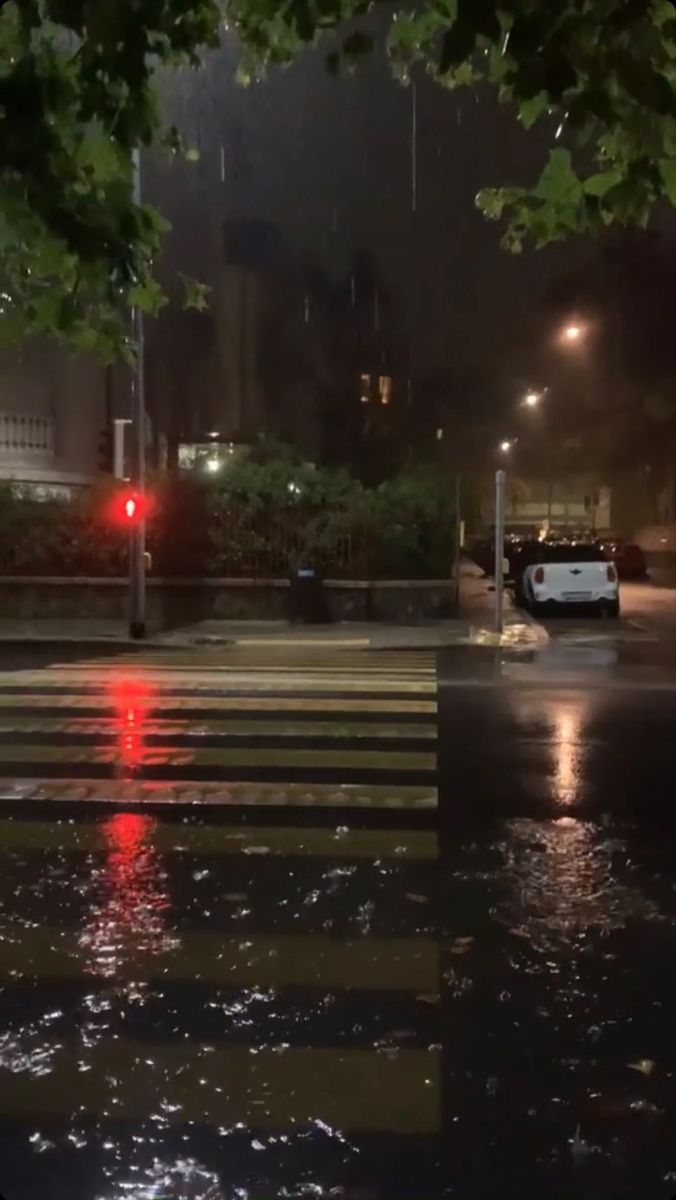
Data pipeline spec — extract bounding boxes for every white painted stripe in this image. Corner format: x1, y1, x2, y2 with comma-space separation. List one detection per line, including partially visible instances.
40, 671, 437, 693
0, 819, 439, 858
0, 744, 437, 770
0, 693, 437, 714
0, 777, 438, 808
0, 716, 438, 739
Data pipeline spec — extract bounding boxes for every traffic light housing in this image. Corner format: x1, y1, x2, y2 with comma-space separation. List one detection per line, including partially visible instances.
98, 425, 113, 474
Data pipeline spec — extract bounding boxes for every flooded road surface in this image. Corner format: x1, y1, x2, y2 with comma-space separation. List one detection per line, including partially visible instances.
1, 642, 676, 1198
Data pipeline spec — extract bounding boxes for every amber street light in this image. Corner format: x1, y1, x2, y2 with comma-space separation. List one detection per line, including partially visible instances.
562, 322, 584, 343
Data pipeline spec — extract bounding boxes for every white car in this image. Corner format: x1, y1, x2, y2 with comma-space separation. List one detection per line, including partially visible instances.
521, 544, 620, 617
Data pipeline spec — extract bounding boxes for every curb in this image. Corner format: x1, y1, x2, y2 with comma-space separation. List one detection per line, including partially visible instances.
232, 637, 371, 648
0, 637, 173, 652
468, 605, 549, 649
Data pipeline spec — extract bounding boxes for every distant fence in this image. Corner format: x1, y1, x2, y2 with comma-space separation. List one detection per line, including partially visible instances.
0, 499, 454, 581
202, 508, 372, 579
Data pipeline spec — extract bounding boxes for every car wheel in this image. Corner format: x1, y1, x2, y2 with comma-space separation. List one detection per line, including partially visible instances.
603, 599, 620, 619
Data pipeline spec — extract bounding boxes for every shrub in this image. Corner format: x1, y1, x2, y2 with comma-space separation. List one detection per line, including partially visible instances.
0, 462, 459, 580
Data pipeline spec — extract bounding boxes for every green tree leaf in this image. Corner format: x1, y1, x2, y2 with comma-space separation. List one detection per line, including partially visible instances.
181, 275, 211, 312
659, 157, 676, 203
535, 149, 583, 205
519, 93, 548, 130
584, 170, 623, 196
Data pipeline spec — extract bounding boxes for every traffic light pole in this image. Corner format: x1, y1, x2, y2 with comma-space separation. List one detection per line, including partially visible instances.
129, 148, 147, 640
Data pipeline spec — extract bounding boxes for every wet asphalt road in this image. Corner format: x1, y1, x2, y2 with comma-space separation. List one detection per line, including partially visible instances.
0, 638, 676, 1200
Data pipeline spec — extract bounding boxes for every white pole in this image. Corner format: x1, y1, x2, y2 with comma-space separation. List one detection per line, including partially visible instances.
129, 147, 147, 639
113, 418, 131, 480
494, 469, 506, 635
453, 473, 462, 615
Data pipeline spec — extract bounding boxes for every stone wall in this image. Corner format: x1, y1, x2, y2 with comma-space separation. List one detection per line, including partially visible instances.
0, 577, 454, 625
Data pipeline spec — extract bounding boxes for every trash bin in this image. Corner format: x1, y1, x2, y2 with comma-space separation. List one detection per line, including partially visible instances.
288, 567, 332, 624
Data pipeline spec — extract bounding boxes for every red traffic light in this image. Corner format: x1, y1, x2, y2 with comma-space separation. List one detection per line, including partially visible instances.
110, 489, 149, 525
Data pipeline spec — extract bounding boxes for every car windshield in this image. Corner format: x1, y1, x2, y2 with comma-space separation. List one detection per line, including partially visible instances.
537, 543, 606, 563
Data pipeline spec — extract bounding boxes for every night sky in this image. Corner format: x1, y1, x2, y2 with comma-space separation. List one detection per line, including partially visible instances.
147, 32, 581, 399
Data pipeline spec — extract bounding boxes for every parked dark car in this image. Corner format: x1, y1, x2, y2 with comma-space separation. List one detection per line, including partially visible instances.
596, 538, 648, 580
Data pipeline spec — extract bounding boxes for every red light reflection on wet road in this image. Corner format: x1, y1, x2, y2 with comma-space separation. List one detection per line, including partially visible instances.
109, 678, 153, 778
80, 811, 177, 977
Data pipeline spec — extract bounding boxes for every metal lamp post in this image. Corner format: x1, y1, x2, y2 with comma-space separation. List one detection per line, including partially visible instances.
494, 469, 506, 635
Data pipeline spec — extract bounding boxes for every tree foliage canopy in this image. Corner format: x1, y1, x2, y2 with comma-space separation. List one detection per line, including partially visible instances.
230, 0, 676, 249
0, 0, 220, 357
2, 0, 676, 355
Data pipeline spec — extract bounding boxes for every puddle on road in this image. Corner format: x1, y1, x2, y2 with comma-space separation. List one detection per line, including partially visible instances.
2, 811, 676, 1198
0, 812, 441, 1199
499, 816, 663, 951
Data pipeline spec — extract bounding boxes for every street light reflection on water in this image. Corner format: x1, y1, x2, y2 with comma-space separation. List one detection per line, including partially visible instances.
551, 696, 587, 806
501, 815, 658, 952
497, 692, 660, 947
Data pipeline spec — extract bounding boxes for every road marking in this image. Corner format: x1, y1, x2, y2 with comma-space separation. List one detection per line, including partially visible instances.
0, 777, 438, 808
0, 648, 437, 806
0, 744, 436, 770
0, 693, 437, 715
0, 716, 438, 739
0, 818, 438, 858
1, 1044, 440, 1133
0, 928, 439, 990
81, 660, 437, 676
46, 673, 438, 694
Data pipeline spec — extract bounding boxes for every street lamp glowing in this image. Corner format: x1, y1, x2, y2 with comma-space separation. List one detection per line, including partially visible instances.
499, 439, 513, 453
524, 390, 540, 407
562, 322, 583, 342
205, 457, 221, 473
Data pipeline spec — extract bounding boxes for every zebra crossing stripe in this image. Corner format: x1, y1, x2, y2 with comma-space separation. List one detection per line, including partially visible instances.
0, 693, 437, 715
0, 716, 438, 738
0, 778, 437, 808
0, 745, 435, 772
41, 670, 438, 693
3, 1043, 440, 1132
0, 928, 439, 990
0, 819, 438, 859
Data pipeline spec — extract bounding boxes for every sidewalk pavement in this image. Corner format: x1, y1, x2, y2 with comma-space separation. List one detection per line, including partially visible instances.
458, 560, 549, 648
0, 616, 472, 651
162, 619, 473, 650
0, 619, 161, 650
0, 562, 546, 651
